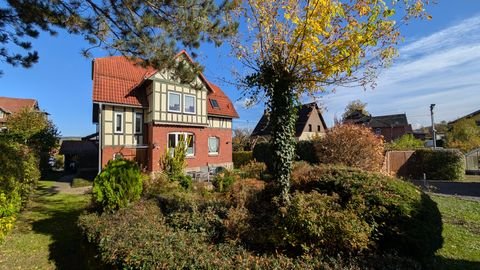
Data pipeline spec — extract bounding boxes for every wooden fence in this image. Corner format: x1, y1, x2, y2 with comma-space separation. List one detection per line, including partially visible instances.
384, 151, 415, 177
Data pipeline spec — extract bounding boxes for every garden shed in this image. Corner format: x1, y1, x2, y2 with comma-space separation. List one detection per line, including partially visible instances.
465, 148, 480, 174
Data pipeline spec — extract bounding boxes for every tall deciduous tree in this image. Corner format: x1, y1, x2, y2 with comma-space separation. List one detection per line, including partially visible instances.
446, 118, 480, 153
342, 99, 369, 120
1, 0, 238, 76
230, 0, 429, 204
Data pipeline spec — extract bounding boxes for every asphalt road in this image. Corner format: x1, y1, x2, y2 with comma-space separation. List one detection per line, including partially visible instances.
412, 180, 480, 200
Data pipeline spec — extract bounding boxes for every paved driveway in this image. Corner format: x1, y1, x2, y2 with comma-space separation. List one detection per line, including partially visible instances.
412, 180, 480, 200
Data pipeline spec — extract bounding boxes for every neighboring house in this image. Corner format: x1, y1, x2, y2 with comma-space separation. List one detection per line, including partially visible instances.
59, 133, 99, 172
251, 102, 328, 141
92, 51, 239, 172
449, 109, 480, 126
344, 110, 413, 142
0, 96, 39, 129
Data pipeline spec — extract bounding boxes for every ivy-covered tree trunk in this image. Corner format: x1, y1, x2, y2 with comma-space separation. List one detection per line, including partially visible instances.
265, 71, 298, 206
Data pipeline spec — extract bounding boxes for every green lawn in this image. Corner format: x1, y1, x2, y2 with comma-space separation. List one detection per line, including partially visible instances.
432, 195, 480, 270
0, 181, 92, 270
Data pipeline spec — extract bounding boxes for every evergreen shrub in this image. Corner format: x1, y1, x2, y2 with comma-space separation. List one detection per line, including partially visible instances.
92, 159, 143, 212
232, 151, 253, 168
290, 165, 443, 261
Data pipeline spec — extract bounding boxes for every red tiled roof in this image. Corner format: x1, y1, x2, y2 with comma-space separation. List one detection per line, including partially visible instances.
207, 83, 239, 118
93, 56, 154, 107
92, 53, 239, 118
0, 97, 37, 122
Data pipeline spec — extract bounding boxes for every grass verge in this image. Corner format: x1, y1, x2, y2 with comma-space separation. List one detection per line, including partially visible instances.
71, 178, 93, 188
0, 181, 91, 270
432, 195, 480, 270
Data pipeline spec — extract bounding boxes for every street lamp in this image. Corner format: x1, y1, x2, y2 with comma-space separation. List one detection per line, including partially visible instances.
430, 104, 436, 149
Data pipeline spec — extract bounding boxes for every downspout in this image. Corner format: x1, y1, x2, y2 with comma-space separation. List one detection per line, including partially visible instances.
98, 102, 103, 174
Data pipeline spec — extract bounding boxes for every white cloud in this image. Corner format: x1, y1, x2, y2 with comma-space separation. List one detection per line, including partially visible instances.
320, 14, 480, 128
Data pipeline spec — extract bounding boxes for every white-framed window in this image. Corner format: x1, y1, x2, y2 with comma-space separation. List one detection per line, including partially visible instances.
134, 113, 143, 134
168, 132, 195, 157
168, 92, 181, 112
184, 94, 196, 114
375, 128, 382, 135
208, 137, 220, 155
114, 112, 123, 133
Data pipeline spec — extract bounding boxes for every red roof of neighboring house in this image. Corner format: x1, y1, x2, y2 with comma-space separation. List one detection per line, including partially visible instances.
92, 52, 239, 118
0, 96, 38, 122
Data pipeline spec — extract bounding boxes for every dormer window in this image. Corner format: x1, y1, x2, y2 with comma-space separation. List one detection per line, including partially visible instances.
210, 99, 219, 109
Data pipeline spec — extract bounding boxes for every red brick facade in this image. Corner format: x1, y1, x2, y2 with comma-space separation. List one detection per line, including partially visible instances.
148, 124, 232, 171
101, 124, 233, 171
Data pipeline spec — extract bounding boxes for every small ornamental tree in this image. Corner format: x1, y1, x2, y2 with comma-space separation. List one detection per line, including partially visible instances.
230, 0, 430, 204
315, 124, 385, 172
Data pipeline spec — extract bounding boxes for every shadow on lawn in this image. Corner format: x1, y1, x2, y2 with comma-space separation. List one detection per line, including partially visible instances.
431, 256, 480, 270
30, 189, 103, 269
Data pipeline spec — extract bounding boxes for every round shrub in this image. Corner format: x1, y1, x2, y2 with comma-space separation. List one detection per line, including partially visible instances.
93, 159, 143, 212
285, 191, 372, 255
315, 124, 385, 171
291, 165, 443, 261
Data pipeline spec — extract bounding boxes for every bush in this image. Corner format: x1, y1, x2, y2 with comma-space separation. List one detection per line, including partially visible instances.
407, 149, 465, 180
171, 174, 193, 190
252, 142, 273, 170
0, 140, 40, 240
290, 165, 443, 261
79, 199, 387, 269
92, 159, 143, 212
232, 151, 253, 168
296, 140, 318, 163
315, 124, 385, 171
285, 191, 372, 255
238, 161, 266, 179
0, 192, 20, 241
386, 134, 424, 150
253, 141, 318, 170
212, 170, 237, 192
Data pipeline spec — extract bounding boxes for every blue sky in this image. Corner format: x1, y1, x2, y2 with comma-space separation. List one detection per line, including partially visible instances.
1, 1, 480, 136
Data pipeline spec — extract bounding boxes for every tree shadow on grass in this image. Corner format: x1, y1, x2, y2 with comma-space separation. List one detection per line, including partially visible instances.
29, 193, 103, 269
430, 256, 480, 270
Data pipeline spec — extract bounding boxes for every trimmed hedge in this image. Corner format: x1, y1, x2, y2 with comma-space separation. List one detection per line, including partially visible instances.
253, 141, 317, 170
232, 151, 253, 168
406, 149, 465, 180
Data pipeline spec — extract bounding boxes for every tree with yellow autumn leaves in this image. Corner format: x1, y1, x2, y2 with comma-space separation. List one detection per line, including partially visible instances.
229, 0, 430, 204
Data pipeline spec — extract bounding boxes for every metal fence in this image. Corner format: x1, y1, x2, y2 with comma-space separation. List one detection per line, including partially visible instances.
466, 148, 480, 173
